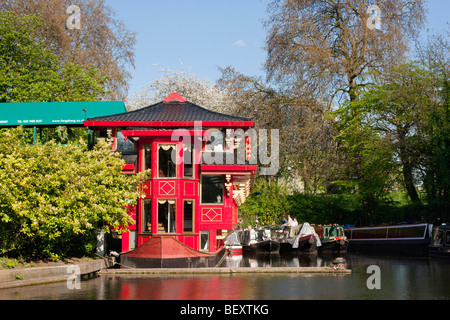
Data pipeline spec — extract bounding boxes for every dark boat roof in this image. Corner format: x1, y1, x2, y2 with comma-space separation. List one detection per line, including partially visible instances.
87, 97, 250, 123
434, 225, 450, 230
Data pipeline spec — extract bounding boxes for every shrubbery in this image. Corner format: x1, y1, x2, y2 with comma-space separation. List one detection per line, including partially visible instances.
239, 178, 439, 228
0, 127, 140, 260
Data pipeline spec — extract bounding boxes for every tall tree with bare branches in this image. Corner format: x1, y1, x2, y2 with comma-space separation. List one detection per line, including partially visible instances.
264, 0, 426, 106
1, 0, 136, 100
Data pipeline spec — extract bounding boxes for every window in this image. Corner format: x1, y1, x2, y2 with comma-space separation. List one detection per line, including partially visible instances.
157, 200, 176, 233
183, 200, 194, 233
201, 175, 224, 204
200, 231, 209, 251
143, 144, 151, 172
142, 199, 152, 232
158, 144, 176, 177
116, 131, 137, 171
116, 131, 135, 151
183, 144, 194, 178
129, 231, 137, 250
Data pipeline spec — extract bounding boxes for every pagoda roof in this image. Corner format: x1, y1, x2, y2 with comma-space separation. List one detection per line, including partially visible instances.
84, 92, 252, 128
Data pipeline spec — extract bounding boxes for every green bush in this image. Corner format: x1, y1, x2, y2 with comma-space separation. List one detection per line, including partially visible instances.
0, 127, 140, 260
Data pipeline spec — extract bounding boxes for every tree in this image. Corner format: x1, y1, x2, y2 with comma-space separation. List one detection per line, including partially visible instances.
334, 57, 449, 219
0, 11, 110, 144
0, 127, 140, 260
1, 0, 136, 100
238, 178, 290, 226
415, 33, 450, 218
218, 66, 344, 193
333, 87, 399, 216
127, 64, 230, 113
0, 11, 107, 103
264, 0, 426, 104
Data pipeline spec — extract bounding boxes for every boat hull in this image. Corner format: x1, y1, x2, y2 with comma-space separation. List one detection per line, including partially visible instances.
120, 236, 226, 268
429, 245, 450, 258
429, 225, 450, 258
226, 245, 243, 256
243, 240, 280, 253
345, 223, 431, 256
279, 235, 318, 253
319, 239, 348, 253
348, 238, 430, 255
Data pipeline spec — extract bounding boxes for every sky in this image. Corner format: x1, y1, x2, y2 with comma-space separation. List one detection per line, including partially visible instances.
104, 0, 449, 101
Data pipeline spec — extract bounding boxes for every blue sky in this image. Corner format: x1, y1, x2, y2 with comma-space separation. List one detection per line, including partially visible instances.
104, 0, 449, 100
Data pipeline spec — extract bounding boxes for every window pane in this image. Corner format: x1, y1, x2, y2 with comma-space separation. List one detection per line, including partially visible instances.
129, 231, 137, 250
117, 131, 135, 151
158, 145, 176, 177
158, 200, 176, 233
200, 231, 209, 250
142, 199, 152, 232
183, 145, 193, 177
143, 145, 151, 172
201, 175, 224, 204
183, 201, 193, 232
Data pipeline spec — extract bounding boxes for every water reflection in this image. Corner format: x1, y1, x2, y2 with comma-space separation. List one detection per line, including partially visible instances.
222, 252, 328, 268
0, 253, 449, 300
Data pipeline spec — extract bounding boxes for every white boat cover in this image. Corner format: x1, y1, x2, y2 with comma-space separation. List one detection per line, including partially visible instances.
292, 223, 322, 248
225, 231, 241, 245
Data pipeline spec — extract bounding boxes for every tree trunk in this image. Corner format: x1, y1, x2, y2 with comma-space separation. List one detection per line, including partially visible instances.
398, 130, 421, 205
402, 161, 421, 204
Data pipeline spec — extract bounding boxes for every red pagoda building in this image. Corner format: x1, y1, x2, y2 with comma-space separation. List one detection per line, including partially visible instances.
84, 92, 256, 267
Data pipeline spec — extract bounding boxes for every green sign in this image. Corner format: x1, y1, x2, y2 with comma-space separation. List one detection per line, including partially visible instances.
0, 101, 126, 127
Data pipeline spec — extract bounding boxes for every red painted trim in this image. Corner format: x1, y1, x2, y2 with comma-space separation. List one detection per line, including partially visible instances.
122, 164, 135, 171
122, 130, 208, 137
200, 164, 258, 172
163, 92, 186, 102
83, 120, 254, 128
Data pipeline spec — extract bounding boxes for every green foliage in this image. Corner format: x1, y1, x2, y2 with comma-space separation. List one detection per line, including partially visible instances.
238, 179, 429, 227
332, 61, 450, 220
240, 179, 362, 226
0, 10, 107, 103
287, 194, 352, 224
333, 89, 397, 203
238, 179, 289, 226
0, 127, 140, 260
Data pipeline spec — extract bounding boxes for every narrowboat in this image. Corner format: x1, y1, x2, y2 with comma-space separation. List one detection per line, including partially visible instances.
345, 223, 432, 256
224, 231, 243, 256
429, 224, 450, 258
237, 228, 280, 253
276, 223, 321, 253
315, 224, 348, 253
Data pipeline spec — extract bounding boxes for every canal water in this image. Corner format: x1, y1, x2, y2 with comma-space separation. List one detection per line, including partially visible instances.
0, 252, 449, 301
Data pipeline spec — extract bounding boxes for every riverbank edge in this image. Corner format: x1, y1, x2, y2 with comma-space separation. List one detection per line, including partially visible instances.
0, 257, 113, 289
0, 262, 351, 290
100, 266, 352, 275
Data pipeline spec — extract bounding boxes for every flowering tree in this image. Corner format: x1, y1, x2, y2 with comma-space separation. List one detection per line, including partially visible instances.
126, 64, 233, 114
0, 127, 140, 260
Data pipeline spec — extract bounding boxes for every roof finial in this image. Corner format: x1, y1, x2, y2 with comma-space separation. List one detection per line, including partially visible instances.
163, 92, 186, 103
